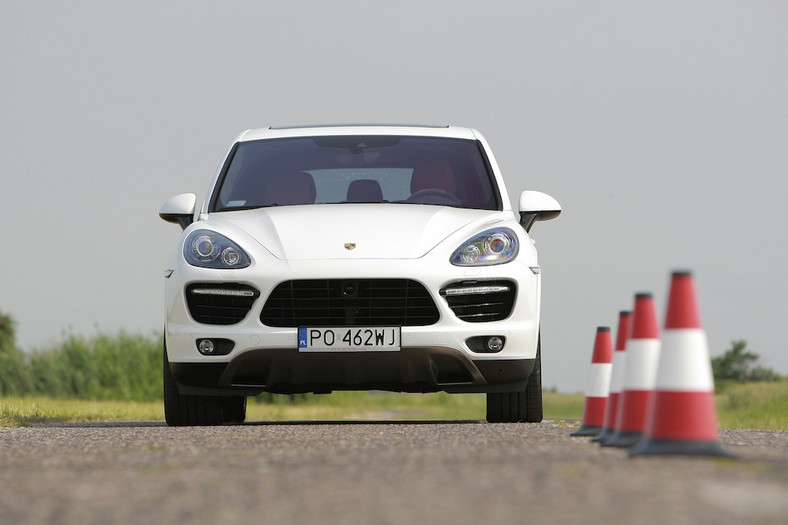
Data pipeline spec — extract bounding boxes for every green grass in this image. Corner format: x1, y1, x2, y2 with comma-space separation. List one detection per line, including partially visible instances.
2, 382, 783, 429
1, 397, 164, 427
716, 380, 788, 430
250, 392, 487, 421
1, 391, 582, 427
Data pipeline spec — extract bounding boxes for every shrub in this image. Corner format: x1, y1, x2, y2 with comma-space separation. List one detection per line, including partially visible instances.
0, 311, 163, 402
0, 312, 31, 396
712, 340, 782, 387
27, 333, 163, 401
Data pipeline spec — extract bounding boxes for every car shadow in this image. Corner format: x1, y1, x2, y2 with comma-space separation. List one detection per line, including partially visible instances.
48, 419, 487, 428
243, 419, 487, 426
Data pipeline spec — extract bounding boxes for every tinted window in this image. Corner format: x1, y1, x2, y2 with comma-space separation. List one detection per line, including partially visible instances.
211, 136, 499, 211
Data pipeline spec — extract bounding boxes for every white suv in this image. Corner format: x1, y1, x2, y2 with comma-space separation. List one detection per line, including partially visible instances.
160, 125, 560, 425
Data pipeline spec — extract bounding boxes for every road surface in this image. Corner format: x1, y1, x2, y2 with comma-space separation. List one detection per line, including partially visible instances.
1, 420, 786, 524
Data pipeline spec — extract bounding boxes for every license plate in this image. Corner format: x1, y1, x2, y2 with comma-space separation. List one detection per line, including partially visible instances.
298, 327, 401, 352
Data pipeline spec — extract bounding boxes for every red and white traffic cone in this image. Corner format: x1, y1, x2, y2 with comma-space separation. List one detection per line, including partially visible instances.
593, 311, 631, 444
571, 327, 614, 436
631, 271, 731, 457
604, 293, 661, 448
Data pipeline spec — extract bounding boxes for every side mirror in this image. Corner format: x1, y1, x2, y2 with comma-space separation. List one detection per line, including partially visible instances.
518, 191, 561, 232
160, 193, 197, 230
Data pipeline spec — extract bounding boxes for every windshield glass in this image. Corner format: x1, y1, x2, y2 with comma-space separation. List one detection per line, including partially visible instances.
210, 136, 499, 211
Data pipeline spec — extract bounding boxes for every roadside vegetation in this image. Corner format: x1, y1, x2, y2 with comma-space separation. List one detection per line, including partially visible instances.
0, 391, 584, 427
1, 398, 164, 427
712, 340, 783, 390
710, 340, 787, 429
0, 330, 161, 401
0, 312, 785, 429
716, 381, 788, 430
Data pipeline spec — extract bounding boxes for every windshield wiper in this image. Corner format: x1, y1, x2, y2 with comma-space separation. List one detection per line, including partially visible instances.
216, 205, 266, 212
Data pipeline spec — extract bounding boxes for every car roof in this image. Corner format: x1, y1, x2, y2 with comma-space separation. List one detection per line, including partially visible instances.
236, 125, 480, 142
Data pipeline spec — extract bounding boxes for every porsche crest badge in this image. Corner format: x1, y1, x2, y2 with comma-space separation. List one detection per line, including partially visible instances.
344, 243, 356, 250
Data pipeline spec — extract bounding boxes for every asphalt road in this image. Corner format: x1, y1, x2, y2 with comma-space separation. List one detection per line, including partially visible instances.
1, 420, 786, 524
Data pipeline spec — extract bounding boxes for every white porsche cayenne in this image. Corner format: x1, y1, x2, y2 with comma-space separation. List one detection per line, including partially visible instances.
160, 125, 560, 426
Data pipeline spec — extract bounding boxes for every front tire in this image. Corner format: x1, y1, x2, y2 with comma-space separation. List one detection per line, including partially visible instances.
225, 396, 247, 423
163, 341, 245, 426
486, 337, 543, 423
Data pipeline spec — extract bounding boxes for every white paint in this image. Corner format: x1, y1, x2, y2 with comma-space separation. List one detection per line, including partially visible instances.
585, 362, 613, 397
622, 338, 661, 390
655, 329, 715, 392
608, 351, 627, 395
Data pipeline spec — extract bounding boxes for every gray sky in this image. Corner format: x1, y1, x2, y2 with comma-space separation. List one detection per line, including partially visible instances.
2, 1, 786, 392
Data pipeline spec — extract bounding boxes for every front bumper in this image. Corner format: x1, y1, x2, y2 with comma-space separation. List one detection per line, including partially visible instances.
171, 346, 535, 395
165, 257, 541, 395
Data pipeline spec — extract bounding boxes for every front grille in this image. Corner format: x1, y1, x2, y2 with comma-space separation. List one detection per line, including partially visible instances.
260, 279, 440, 327
440, 280, 516, 323
185, 283, 260, 325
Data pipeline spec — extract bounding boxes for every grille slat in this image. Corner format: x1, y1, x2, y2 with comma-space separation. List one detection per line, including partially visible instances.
441, 280, 516, 323
260, 279, 439, 327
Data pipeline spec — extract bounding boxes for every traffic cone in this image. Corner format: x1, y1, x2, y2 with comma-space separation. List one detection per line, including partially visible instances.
631, 271, 731, 457
593, 311, 631, 443
604, 293, 661, 448
571, 327, 614, 436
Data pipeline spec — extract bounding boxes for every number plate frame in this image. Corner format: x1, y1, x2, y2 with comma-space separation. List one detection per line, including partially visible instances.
298, 327, 401, 352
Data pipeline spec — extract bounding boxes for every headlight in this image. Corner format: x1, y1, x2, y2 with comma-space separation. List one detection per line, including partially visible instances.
183, 230, 251, 269
450, 228, 519, 266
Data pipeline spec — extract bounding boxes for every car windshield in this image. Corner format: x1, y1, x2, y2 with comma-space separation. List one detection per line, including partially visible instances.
210, 135, 499, 211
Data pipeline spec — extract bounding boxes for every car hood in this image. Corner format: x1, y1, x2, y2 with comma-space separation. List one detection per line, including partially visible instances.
209, 204, 504, 260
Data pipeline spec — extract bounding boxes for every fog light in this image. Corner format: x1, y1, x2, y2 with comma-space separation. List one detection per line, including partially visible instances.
194, 338, 235, 356
466, 336, 506, 353
198, 339, 215, 355
486, 337, 504, 352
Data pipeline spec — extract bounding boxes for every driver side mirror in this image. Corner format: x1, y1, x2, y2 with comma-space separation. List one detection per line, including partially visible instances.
518, 191, 561, 232
159, 193, 197, 230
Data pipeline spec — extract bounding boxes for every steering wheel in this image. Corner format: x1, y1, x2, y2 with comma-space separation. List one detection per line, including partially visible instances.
405, 188, 462, 205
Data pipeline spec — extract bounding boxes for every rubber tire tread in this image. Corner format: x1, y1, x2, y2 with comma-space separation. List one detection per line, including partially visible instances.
485, 338, 543, 423
226, 396, 247, 423
163, 342, 227, 426
524, 341, 543, 422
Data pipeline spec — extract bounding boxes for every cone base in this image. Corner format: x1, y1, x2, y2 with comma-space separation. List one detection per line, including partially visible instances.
570, 425, 602, 437
592, 428, 614, 443
601, 430, 642, 448
630, 438, 734, 458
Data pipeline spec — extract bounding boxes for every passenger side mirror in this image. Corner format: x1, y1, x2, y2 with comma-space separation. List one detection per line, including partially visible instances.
160, 193, 197, 230
518, 191, 561, 232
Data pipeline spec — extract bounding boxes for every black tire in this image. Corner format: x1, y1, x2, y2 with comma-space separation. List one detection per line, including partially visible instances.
524, 339, 543, 422
163, 341, 227, 426
486, 336, 543, 423
225, 396, 247, 423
